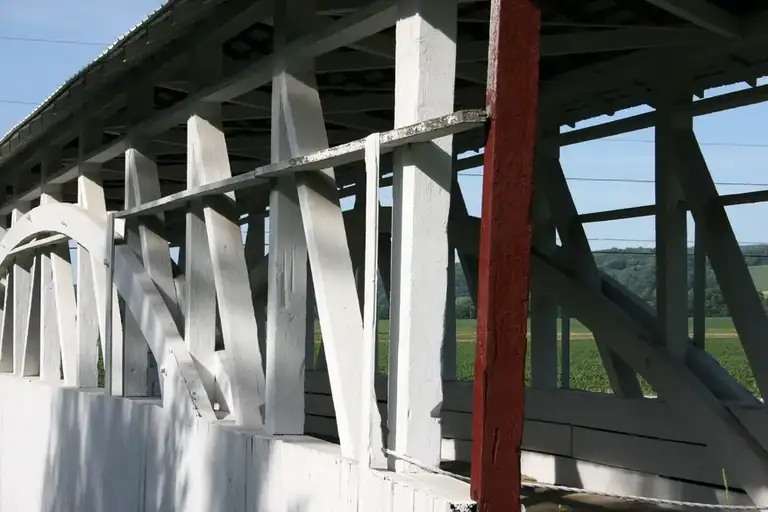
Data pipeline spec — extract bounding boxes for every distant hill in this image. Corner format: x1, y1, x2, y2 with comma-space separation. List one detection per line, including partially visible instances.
441, 245, 768, 320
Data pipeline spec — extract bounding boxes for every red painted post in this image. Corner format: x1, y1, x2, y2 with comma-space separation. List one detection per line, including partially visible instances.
470, 0, 540, 511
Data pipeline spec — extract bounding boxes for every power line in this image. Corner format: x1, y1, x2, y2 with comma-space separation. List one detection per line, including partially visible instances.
597, 138, 768, 149
0, 99, 38, 106
0, 35, 107, 47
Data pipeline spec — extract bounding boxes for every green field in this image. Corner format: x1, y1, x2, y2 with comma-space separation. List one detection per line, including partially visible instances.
314, 317, 757, 396
749, 265, 768, 294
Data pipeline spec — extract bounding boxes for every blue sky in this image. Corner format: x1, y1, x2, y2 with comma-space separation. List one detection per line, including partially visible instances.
2, 1, 768, 253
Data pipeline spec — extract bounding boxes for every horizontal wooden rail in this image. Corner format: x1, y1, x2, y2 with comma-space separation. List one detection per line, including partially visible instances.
116, 109, 487, 219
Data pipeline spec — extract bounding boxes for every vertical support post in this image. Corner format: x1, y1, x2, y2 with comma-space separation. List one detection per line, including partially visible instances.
265, 0, 310, 435
389, 0, 457, 471
104, 213, 115, 396
123, 82, 176, 397
39, 154, 63, 383
560, 310, 570, 389
360, 134, 386, 469
693, 224, 706, 350
184, 49, 221, 409
272, 0, 380, 457
11, 203, 32, 377
655, 77, 690, 360
530, 194, 558, 389
77, 122, 122, 388
471, 0, 539, 510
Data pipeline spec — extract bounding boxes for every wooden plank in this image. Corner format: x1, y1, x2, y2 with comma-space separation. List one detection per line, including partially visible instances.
388, 0, 457, 471
21, 257, 41, 377
275, 54, 376, 456
78, 169, 124, 388
471, 1, 539, 510
189, 114, 266, 427
50, 238, 78, 386
116, 109, 487, 220
0, 270, 12, 373
360, 134, 385, 468
12, 205, 33, 377
39, 249, 60, 382
265, 13, 310, 433
38, 189, 63, 383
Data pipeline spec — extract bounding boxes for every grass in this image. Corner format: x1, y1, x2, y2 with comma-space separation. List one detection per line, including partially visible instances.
749, 265, 768, 293
314, 317, 758, 396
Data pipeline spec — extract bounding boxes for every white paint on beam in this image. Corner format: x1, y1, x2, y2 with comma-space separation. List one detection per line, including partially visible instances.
266, 19, 309, 432
188, 114, 267, 427
0, 202, 215, 417
388, 0, 456, 471
274, 61, 379, 457
39, 188, 63, 383
360, 134, 386, 469
11, 205, 32, 377
21, 257, 41, 377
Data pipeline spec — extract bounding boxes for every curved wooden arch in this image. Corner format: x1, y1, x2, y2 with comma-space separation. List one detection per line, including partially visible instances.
0, 203, 215, 420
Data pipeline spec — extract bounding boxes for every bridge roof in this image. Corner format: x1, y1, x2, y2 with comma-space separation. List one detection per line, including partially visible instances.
1, 0, 767, 211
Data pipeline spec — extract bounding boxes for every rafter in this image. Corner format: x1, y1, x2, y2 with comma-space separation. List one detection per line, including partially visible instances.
642, 0, 740, 38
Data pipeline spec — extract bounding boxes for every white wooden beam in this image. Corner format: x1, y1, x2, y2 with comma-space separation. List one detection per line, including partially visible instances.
0, 257, 11, 374
21, 251, 41, 377
360, 133, 386, 468
188, 111, 267, 427
39, 154, 65, 384
265, 3, 312, 434
266, 111, 309, 434
642, 0, 740, 38
274, 38, 381, 457
388, 0, 456, 471
12, 204, 33, 377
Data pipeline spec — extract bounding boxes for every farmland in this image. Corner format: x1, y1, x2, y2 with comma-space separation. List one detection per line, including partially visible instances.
314, 317, 757, 396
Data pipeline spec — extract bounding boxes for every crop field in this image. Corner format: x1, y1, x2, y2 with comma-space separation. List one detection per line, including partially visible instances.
314, 317, 758, 396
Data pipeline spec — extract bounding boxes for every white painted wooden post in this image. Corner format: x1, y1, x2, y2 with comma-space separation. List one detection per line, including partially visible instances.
656, 81, 690, 360
271, 0, 382, 457
360, 134, 386, 469
265, 176, 308, 434
21, 253, 41, 377
42, 197, 78, 385
0, 216, 11, 374
265, 43, 309, 432
388, 0, 456, 470
77, 125, 123, 389
12, 203, 33, 377
39, 174, 63, 382
188, 112, 267, 427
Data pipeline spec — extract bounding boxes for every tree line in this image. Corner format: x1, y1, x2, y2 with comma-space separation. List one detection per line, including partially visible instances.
376, 245, 768, 319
